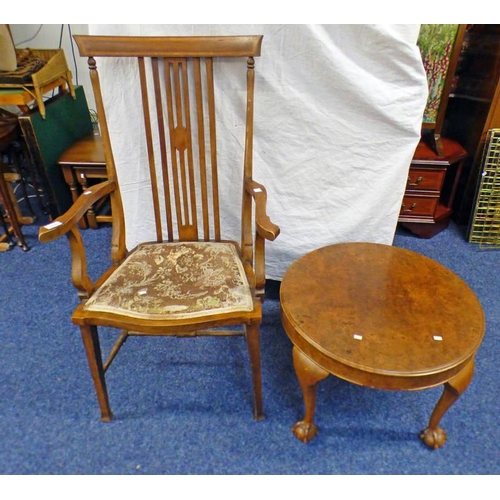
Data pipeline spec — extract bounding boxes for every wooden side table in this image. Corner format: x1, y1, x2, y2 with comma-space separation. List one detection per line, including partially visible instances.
399, 138, 467, 238
280, 243, 485, 449
58, 133, 109, 229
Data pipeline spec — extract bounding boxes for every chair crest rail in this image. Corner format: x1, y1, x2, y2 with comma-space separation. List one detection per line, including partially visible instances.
74, 35, 263, 58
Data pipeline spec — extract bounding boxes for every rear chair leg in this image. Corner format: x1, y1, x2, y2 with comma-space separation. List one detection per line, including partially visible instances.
245, 323, 264, 421
80, 324, 114, 422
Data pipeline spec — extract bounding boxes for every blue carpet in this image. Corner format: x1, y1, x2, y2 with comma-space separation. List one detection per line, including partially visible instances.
1, 215, 499, 476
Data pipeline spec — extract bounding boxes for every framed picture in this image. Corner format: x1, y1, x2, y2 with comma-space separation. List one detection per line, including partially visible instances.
418, 24, 466, 155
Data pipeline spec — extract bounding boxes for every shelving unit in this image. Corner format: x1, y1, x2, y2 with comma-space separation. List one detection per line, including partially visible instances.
442, 24, 500, 229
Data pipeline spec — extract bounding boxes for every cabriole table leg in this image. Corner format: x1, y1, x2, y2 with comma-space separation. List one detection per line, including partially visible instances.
421, 359, 475, 449
292, 346, 329, 443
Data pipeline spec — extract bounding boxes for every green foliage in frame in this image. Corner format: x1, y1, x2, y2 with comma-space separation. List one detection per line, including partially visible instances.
418, 24, 459, 124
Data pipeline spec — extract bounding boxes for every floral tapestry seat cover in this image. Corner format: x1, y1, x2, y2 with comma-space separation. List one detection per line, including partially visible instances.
84, 241, 254, 320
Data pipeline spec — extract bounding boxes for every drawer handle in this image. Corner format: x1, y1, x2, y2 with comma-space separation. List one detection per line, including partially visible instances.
408, 176, 423, 186
402, 202, 417, 212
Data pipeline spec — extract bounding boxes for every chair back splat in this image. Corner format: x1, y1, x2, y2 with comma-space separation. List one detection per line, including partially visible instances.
75, 35, 263, 246
38, 35, 279, 422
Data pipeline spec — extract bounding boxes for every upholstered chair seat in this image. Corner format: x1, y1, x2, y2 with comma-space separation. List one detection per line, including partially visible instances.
84, 241, 253, 320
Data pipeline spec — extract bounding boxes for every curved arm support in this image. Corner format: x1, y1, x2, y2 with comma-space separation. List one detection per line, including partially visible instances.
66, 226, 95, 300
38, 180, 116, 243
244, 179, 280, 299
245, 179, 280, 241
38, 180, 116, 300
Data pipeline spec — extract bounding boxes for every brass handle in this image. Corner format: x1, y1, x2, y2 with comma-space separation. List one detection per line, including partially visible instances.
408, 176, 423, 186
402, 202, 417, 212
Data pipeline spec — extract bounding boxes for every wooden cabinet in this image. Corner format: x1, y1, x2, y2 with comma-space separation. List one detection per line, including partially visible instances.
399, 138, 467, 238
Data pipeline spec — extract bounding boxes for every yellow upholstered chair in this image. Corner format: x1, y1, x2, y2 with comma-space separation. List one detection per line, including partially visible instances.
39, 35, 279, 422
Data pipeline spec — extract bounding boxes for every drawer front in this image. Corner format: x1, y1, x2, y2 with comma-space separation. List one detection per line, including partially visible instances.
400, 195, 438, 217
406, 168, 445, 191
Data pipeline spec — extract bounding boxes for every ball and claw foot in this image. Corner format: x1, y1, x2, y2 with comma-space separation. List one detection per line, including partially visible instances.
420, 427, 447, 449
293, 420, 318, 443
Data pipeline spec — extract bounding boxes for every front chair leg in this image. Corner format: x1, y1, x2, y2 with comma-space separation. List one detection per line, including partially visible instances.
421, 359, 475, 449
245, 323, 264, 421
80, 324, 114, 422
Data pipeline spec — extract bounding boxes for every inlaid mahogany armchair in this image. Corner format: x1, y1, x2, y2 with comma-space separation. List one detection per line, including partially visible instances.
39, 35, 279, 422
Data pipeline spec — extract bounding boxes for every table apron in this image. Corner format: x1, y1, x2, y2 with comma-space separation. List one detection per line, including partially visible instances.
281, 313, 474, 391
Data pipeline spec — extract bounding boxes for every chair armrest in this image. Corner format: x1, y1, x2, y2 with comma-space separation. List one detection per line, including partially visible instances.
39, 180, 116, 243
38, 179, 116, 300
244, 179, 280, 241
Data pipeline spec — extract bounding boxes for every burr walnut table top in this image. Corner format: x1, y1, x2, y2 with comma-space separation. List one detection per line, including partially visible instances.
280, 242, 485, 448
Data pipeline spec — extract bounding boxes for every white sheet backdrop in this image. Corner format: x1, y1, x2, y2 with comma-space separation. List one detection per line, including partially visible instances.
87, 24, 428, 280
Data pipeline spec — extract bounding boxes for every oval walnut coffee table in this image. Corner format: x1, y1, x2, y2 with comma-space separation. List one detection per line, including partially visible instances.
280, 243, 485, 449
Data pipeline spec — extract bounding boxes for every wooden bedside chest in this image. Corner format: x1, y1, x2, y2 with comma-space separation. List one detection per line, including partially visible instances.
399, 138, 467, 238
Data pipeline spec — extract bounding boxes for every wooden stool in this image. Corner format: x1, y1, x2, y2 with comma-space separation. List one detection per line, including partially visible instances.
58, 133, 109, 229
0, 117, 29, 251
